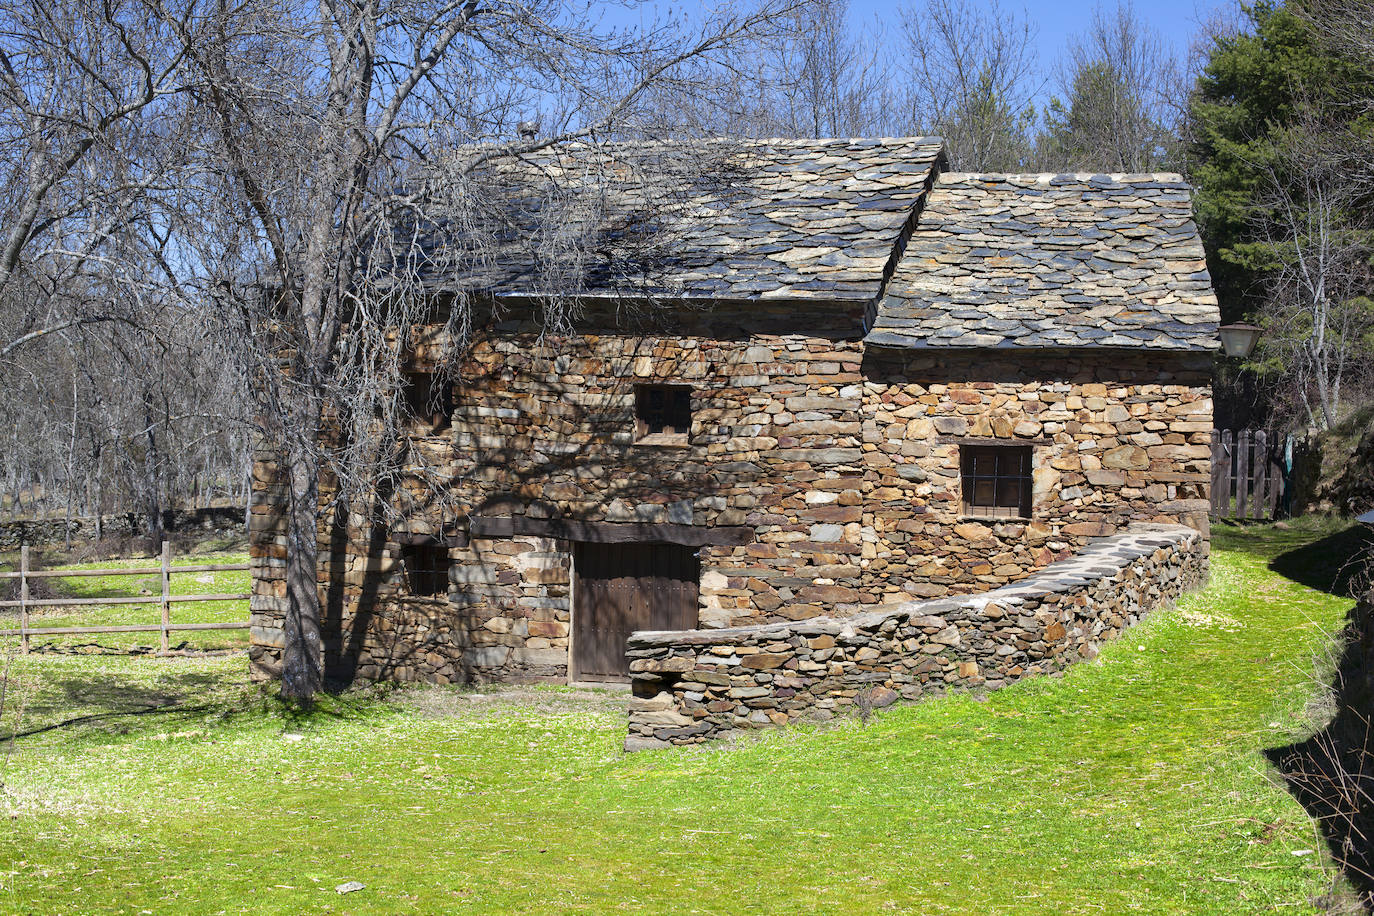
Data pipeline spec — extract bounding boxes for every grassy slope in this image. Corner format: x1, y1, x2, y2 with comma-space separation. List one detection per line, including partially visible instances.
0, 520, 1361, 915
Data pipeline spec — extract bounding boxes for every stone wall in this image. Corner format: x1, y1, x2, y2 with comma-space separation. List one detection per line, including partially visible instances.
856, 348, 1212, 602
0, 507, 244, 552
338, 535, 573, 684
247, 311, 1212, 687
623, 523, 1204, 750
247, 448, 288, 680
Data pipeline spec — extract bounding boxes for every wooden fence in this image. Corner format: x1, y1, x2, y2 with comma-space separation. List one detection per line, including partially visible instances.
0, 541, 249, 654
1211, 429, 1291, 521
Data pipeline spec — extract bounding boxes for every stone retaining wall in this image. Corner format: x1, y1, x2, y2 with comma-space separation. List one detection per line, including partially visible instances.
0, 507, 244, 551
623, 524, 1204, 750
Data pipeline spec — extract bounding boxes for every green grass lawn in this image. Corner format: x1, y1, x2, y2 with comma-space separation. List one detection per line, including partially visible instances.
0, 552, 249, 653
0, 519, 1364, 914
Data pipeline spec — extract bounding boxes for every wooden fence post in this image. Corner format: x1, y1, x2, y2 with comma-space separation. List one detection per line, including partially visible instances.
1210, 430, 1223, 517
159, 540, 171, 654
19, 545, 29, 655
1242, 431, 1253, 521
1220, 429, 1234, 518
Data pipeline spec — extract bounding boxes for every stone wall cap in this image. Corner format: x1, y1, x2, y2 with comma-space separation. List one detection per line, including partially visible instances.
626, 523, 1199, 649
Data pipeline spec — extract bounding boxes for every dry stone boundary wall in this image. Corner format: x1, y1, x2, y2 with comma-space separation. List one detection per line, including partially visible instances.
624, 523, 1204, 750
0, 508, 244, 551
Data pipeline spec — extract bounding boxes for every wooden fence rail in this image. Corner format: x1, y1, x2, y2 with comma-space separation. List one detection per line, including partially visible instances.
1210, 429, 1291, 521
0, 541, 250, 654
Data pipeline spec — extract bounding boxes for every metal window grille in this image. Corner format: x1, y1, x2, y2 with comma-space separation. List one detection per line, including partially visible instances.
961, 445, 1031, 518
401, 543, 449, 596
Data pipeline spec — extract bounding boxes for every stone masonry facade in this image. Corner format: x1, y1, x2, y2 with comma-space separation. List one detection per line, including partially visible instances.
624, 523, 1205, 749
247, 142, 1221, 694
248, 318, 1211, 685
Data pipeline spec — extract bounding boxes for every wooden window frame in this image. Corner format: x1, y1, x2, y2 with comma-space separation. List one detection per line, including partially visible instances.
400, 542, 449, 597
960, 444, 1033, 519
402, 370, 453, 434
633, 383, 692, 446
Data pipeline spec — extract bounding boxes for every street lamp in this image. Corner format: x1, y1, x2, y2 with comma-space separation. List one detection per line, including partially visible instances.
1218, 323, 1262, 358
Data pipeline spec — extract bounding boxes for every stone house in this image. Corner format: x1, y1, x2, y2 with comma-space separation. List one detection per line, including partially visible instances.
248, 138, 1219, 688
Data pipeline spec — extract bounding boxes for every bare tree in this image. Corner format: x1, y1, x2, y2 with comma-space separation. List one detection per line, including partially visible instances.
0, 276, 246, 535
1039, 2, 1182, 172
625, 0, 896, 141
771, 0, 894, 137
895, 0, 1038, 170
1303, 0, 1374, 71
1250, 108, 1374, 431
0, 0, 196, 356
150, 0, 795, 702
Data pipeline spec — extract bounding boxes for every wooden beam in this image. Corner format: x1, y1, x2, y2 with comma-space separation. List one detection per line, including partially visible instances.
19, 545, 29, 654
0, 563, 252, 579
936, 435, 1054, 447
468, 516, 754, 547
0, 621, 249, 637
160, 540, 171, 653
0, 592, 249, 610
392, 531, 469, 548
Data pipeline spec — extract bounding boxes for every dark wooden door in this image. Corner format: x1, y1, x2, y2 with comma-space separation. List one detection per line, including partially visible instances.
573, 542, 699, 681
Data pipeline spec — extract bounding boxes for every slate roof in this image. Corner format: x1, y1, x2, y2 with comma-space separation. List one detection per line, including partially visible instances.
865, 173, 1220, 350
418, 138, 945, 302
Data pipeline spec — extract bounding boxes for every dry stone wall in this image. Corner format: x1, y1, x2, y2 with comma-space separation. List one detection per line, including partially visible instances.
624, 523, 1205, 750
0, 508, 243, 551
858, 349, 1212, 601
248, 310, 1212, 687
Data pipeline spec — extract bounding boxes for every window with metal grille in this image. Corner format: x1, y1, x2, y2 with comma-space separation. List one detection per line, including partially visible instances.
960, 445, 1032, 518
634, 384, 692, 442
400, 542, 449, 596
402, 371, 453, 433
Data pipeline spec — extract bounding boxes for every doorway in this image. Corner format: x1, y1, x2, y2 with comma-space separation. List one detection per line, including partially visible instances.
572, 541, 699, 681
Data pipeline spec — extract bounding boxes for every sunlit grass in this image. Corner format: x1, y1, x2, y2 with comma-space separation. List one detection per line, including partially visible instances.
0, 522, 1360, 914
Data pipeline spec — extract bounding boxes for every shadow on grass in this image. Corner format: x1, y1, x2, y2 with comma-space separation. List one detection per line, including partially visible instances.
1, 667, 391, 742
3, 670, 227, 740
1266, 596, 1374, 912
1269, 526, 1372, 599
1215, 519, 1371, 598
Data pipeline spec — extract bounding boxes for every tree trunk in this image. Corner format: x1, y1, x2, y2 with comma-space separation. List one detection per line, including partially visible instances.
64, 368, 80, 551
280, 413, 324, 702
142, 400, 165, 546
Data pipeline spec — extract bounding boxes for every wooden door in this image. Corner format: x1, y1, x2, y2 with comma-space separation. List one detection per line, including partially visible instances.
573, 542, 699, 681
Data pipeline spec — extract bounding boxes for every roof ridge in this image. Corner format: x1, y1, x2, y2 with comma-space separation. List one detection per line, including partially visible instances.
939, 171, 1187, 183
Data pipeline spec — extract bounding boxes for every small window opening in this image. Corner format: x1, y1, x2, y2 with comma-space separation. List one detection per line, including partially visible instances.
400, 542, 449, 596
635, 384, 692, 443
403, 371, 453, 433
961, 445, 1032, 518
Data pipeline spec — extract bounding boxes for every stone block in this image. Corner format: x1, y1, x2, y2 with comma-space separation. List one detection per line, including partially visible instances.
464, 647, 510, 667
624, 736, 671, 752
249, 625, 286, 649
634, 708, 695, 727
629, 656, 695, 673
511, 648, 567, 666
742, 653, 790, 670
810, 524, 846, 542
1102, 445, 1149, 470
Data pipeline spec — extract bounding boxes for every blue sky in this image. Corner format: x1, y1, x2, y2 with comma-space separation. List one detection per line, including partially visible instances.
844, 0, 1230, 69
609, 0, 1237, 105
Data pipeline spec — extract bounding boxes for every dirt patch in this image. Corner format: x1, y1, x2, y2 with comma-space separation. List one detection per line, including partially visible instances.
389, 683, 630, 721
